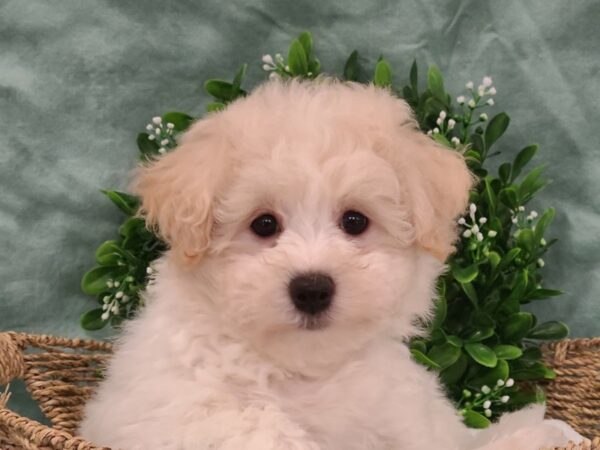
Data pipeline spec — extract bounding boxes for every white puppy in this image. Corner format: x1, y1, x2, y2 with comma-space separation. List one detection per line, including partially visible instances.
80, 79, 580, 449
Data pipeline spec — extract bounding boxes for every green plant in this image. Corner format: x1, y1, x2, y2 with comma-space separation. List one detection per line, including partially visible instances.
80, 31, 568, 428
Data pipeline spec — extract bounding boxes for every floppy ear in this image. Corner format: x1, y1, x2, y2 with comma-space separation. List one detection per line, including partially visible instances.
130, 121, 230, 264
402, 132, 475, 261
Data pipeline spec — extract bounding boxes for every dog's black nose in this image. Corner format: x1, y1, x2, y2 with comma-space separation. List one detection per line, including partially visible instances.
288, 273, 335, 315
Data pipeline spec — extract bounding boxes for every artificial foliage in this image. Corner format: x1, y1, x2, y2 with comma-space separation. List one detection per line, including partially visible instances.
80, 31, 569, 428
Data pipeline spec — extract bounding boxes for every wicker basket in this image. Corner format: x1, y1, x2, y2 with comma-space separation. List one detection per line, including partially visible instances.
0, 332, 598, 450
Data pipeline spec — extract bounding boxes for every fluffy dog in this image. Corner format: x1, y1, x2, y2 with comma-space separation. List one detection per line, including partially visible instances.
80, 79, 581, 449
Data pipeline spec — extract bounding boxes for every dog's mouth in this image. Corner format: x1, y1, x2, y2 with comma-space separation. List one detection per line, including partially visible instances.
299, 313, 330, 331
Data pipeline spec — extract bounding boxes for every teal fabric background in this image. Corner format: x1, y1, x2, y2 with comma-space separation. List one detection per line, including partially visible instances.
1, 0, 599, 421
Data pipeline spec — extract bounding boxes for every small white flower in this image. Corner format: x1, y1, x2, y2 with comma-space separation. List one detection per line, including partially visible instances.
426, 130, 433, 136
512, 217, 518, 224
540, 238, 547, 246
518, 206, 525, 212
458, 217, 467, 225
115, 291, 123, 299
489, 87, 497, 95
469, 203, 477, 214
262, 64, 274, 71
530, 210, 538, 219
463, 229, 472, 238
166, 123, 175, 130
439, 111, 447, 120
161, 139, 169, 146
448, 119, 456, 130
484, 409, 492, 417
472, 224, 480, 233
148, 135, 155, 141
481, 385, 491, 394
146, 124, 153, 131
152, 116, 162, 125
476, 232, 484, 241
262, 54, 274, 65
106, 280, 114, 288
155, 127, 161, 135
496, 379, 505, 387
269, 72, 280, 80
479, 217, 487, 224
487, 99, 495, 106
468, 99, 476, 108
111, 305, 119, 314
456, 95, 466, 104
483, 400, 491, 409
479, 113, 488, 121
436, 117, 443, 126
275, 53, 284, 64
433, 127, 440, 134
501, 395, 510, 403
537, 258, 545, 268
478, 85, 485, 96
114, 281, 120, 288
102, 295, 110, 303
101, 311, 110, 321
284, 65, 290, 72
506, 378, 515, 387
482, 76, 493, 87
451, 137, 461, 145
146, 266, 153, 274
466, 81, 474, 90
122, 295, 130, 303
158, 148, 167, 154
488, 230, 498, 238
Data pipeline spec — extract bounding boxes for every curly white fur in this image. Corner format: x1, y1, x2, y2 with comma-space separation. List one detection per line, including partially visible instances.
79, 79, 582, 450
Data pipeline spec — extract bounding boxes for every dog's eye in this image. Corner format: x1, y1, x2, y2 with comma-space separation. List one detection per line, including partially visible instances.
250, 213, 279, 237
341, 210, 369, 235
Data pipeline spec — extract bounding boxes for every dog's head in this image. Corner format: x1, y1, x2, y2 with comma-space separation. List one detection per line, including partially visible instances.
132, 79, 473, 374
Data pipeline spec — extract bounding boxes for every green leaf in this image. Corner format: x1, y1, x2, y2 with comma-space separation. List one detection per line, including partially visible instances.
81, 266, 124, 295
512, 144, 538, 181
343, 50, 360, 81
297, 31, 313, 58
204, 79, 234, 101
427, 343, 462, 370
440, 352, 468, 384
498, 248, 521, 271
374, 59, 392, 88
469, 359, 509, 388
526, 288, 563, 301
498, 186, 519, 209
136, 133, 159, 156
95, 240, 123, 266
432, 297, 447, 328
452, 264, 479, 283
80, 308, 106, 331
446, 335, 463, 348
498, 163, 512, 184
101, 190, 139, 215
483, 176, 497, 215
288, 39, 309, 75
512, 362, 556, 380
410, 59, 418, 92
517, 229, 535, 253
206, 102, 226, 113
484, 112, 510, 150
162, 112, 194, 132
502, 312, 534, 341
463, 410, 491, 429
308, 58, 321, 75
410, 339, 427, 354
465, 343, 498, 368
493, 345, 523, 360
488, 251, 501, 272
466, 327, 494, 343
521, 346, 543, 361
461, 282, 479, 308
410, 349, 441, 369
231, 64, 248, 98
527, 321, 569, 340
519, 165, 548, 201
119, 217, 146, 238
427, 65, 445, 103
534, 208, 555, 243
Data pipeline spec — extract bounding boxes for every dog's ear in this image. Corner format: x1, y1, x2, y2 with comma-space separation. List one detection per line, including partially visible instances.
401, 132, 475, 261
130, 120, 229, 264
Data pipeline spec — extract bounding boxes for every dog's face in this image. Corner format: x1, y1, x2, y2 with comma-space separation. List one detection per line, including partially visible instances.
133, 80, 472, 373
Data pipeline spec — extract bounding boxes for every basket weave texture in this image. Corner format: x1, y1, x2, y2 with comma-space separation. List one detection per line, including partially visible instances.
0, 332, 598, 450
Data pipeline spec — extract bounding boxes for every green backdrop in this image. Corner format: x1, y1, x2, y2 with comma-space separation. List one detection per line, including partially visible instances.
1, 0, 599, 421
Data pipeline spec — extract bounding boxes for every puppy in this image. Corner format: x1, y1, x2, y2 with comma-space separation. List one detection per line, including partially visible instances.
80, 79, 580, 449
